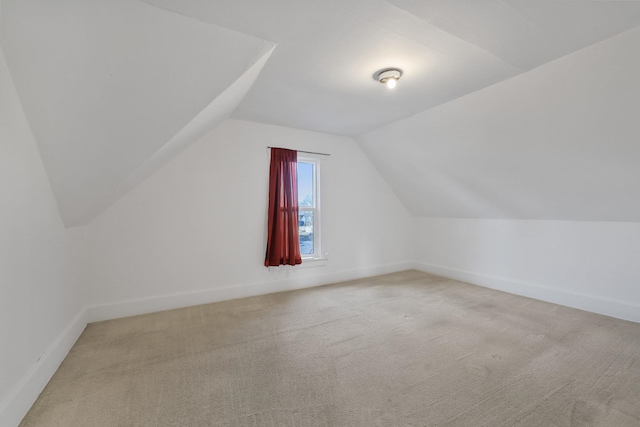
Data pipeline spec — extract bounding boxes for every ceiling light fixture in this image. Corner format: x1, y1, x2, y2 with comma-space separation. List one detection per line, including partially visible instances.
373, 68, 403, 89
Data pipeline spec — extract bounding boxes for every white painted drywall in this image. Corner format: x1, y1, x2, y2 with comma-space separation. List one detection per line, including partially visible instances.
87, 119, 412, 320
1, 0, 274, 227
146, 0, 640, 136
357, 26, 640, 323
87, 46, 276, 229
359, 26, 640, 222
413, 218, 640, 322
0, 46, 88, 427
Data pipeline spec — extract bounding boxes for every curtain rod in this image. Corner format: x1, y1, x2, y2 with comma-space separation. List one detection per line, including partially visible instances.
267, 146, 330, 156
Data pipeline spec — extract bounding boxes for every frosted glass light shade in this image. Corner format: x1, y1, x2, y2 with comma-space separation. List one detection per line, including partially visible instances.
373, 68, 403, 89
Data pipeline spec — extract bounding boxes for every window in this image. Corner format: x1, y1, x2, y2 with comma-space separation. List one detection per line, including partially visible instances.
297, 157, 321, 259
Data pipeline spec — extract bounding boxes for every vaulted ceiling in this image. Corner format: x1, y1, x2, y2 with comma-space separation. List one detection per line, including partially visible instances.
2, 0, 640, 225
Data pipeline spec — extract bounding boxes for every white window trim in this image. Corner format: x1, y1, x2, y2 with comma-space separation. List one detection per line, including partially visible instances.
298, 155, 326, 263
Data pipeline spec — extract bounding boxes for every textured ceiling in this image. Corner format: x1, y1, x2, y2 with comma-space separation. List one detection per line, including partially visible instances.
2, 0, 640, 225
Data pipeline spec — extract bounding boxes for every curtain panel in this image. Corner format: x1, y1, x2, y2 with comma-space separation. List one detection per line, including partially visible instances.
264, 148, 302, 266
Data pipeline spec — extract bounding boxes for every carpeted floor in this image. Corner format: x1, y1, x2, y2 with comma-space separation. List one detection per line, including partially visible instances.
20, 270, 640, 426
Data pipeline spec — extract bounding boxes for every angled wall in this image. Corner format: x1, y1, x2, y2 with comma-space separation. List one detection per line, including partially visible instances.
360, 28, 640, 321
359, 27, 640, 221
87, 119, 413, 321
0, 46, 88, 427
1, 0, 275, 226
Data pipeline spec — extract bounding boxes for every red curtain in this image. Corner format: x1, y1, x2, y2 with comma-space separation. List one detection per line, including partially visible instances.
265, 148, 302, 267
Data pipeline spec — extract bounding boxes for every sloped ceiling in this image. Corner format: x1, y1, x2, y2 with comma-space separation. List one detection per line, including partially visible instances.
144, 0, 640, 137
2, 0, 640, 225
359, 27, 640, 222
1, 0, 274, 226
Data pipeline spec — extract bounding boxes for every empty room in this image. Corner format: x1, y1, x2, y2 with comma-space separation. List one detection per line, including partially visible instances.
1, 1, 640, 426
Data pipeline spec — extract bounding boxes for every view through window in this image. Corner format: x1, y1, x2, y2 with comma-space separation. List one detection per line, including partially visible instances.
297, 160, 318, 257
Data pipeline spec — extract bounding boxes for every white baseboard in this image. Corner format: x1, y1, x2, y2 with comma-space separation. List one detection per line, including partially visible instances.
87, 261, 414, 322
0, 261, 412, 426
4, 260, 636, 427
412, 261, 640, 324
0, 309, 88, 427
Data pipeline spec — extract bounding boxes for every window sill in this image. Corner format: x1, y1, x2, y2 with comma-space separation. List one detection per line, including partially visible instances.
265, 258, 328, 270
299, 257, 328, 268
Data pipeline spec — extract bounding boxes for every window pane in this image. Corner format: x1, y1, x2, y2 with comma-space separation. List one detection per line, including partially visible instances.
297, 162, 314, 207
299, 210, 314, 255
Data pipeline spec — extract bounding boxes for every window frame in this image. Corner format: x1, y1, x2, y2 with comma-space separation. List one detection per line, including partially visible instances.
297, 156, 322, 261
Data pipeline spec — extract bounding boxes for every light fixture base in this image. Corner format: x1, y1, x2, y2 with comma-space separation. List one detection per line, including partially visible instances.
373, 68, 403, 86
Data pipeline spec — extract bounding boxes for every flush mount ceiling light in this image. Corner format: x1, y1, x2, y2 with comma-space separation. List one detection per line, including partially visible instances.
373, 68, 403, 89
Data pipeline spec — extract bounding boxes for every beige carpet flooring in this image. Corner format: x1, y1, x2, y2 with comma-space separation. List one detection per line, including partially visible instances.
20, 270, 640, 427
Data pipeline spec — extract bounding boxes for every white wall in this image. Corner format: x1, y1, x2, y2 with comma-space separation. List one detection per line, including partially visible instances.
413, 218, 640, 322
87, 119, 412, 320
357, 27, 640, 324
0, 0, 275, 227
359, 27, 640, 222
0, 46, 88, 426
